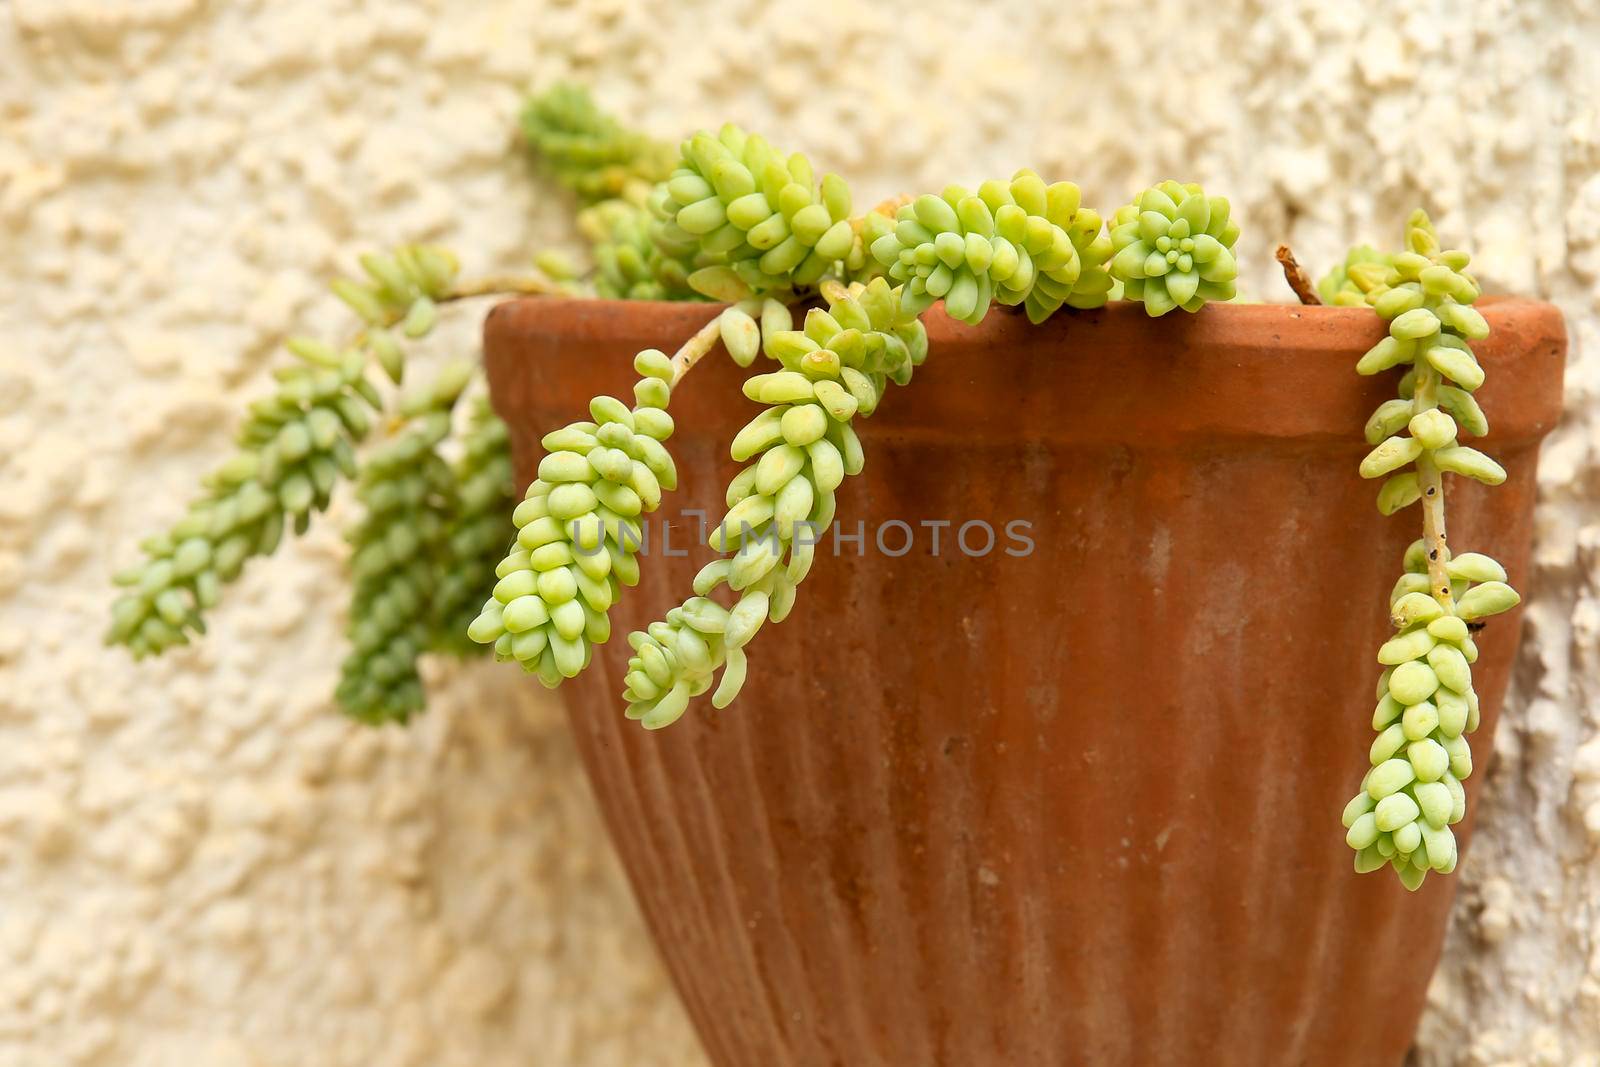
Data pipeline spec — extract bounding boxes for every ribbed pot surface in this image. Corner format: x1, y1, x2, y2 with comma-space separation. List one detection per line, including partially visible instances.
484, 297, 1565, 1067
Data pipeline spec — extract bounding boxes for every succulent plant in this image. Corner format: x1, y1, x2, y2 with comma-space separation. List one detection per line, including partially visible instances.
1335, 210, 1517, 891
1107, 180, 1240, 316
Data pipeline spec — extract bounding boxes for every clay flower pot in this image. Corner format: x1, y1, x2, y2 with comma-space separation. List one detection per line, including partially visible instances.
483, 296, 1565, 1067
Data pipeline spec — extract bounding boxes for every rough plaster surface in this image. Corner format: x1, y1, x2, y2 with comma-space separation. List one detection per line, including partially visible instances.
0, 0, 1596, 1064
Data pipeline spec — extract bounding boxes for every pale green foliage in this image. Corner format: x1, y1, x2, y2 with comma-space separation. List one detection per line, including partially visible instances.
432, 400, 517, 657
1108, 181, 1240, 316
1339, 210, 1517, 891
110, 86, 676, 720
519, 84, 703, 302
653, 124, 855, 299
1343, 541, 1494, 889
578, 196, 700, 301
620, 278, 925, 728
107, 244, 459, 658
1351, 212, 1496, 513
464, 352, 680, 684
871, 172, 1114, 324
484, 112, 1240, 730
519, 83, 676, 205
336, 364, 474, 724
1317, 244, 1391, 306
118, 87, 1260, 735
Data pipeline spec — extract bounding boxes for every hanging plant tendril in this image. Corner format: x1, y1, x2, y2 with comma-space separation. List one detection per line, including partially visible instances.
1330, 210, 1519, 891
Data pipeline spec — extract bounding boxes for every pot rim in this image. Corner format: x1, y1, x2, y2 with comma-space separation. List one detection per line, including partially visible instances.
484, 296, 1566, 447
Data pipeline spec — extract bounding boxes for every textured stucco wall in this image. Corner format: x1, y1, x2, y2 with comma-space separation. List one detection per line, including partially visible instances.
1, 1, 1596, 1064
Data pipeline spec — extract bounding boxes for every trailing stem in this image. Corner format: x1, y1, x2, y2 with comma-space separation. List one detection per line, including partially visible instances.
670, 313, 727, 386
1336, 210, 1521, 891
1411, 366, 1454, 610
1275, 244, 1321, 306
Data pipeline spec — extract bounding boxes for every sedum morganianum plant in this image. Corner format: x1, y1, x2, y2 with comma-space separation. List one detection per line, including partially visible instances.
109, 86, 1519, 892
1329, 211, 1520, 891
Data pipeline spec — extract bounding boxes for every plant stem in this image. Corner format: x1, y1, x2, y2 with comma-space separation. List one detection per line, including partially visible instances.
1275, 245, 1321, 306
446, 275, 563, 301
670, 312, 726, 388
1413, 365, 1454, 609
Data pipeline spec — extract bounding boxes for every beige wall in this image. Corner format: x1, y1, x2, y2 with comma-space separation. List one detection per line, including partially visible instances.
1, 1, 1595, 1064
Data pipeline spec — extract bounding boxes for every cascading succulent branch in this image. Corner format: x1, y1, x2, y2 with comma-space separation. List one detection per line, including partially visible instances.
336, 362, 475, 723
109, 84, 1522, 892
1331, 210, 1520, 891
462, 118, 1224, 725
106, 88, 687, 724
106, 244, 462, 661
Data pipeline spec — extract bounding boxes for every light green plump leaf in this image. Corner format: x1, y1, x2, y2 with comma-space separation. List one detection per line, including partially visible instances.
536, 566, 578, 605
725, 590, 769, 648
1367, 757, 1416, 800
1402, 700, 1440, 742
726, 191, 772, 230
805, 438, 845, 493
1408, 409, 1457, 450
677, 196, 728, 236
1409, 737, 1450, 783
772, 474, 814, 537
1427, 642, 1472, 694
712, 646, 748, 709
1376, 472, 1422, 514
710, 496, 773, 552
752, 370, 815, 404
755, 444, 806, 496
1442, 733, 1473, 779
913, 193, 959, 234
630, 375, 668, 409
1432, 445, 1505, 485
1423, 344, 1485, 391
1343, 791, 1377, 827
1165, 270, 1199, 306
1198, 247, 1237, 283
748, 211, 791, 250
688, 265, 753, 302
1139, 184, 1178, 217
1456, 580, 1520, 621
1374, 285, 1426, 319
1390, 307, 1442, 340
1375, 791, 1421, 832
1444, 552, 1505, 584
731, 409, 785, 461
814, 220, 854, 261
1420, 822, 1456, 870
1389, 660, 1440, 705
944, 269, 980, 321
1364, 398, 1415, 444
1360, 435, 1424, 479
1372, 692, 1403, 729
1356, 336, 1417, 375
1390, 591, 1444, 629
1370, 723, 1407, 764
813, 380, 858, 422
1414, 781, 1452, 829
1345, 811, 1381, 850
1437, 385, 1488, 436
1437, 301, 1489, 339
1378, 626, 1436, 665
719, 307, 762, 367
641, 681, 692, 730
779, 404, 828, 446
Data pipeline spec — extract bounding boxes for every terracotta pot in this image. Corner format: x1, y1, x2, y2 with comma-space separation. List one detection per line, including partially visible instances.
483, 296, 1565, 1067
